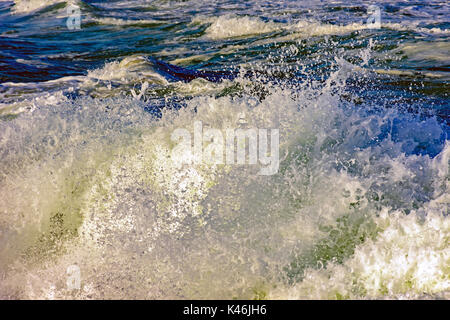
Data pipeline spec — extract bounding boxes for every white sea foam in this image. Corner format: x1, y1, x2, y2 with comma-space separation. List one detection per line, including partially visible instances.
12, 0, 78, 14
0, 55, 236, 114
195, 15, 282, 40
196, 14, 450, 41
394, 41, 450, 64
269, 204, 450, 299
0, 59, 447, 298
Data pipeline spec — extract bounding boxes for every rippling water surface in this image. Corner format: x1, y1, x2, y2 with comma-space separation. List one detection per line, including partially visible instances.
0, 0, 449, 299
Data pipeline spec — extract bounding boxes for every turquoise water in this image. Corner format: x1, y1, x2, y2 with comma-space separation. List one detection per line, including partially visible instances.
0, 0, 449, 299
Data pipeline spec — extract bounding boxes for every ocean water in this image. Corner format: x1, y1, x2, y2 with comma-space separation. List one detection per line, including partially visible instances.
0, 0, 448, 299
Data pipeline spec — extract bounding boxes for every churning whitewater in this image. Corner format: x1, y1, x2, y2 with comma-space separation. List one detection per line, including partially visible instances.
0, 0, 448, 299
